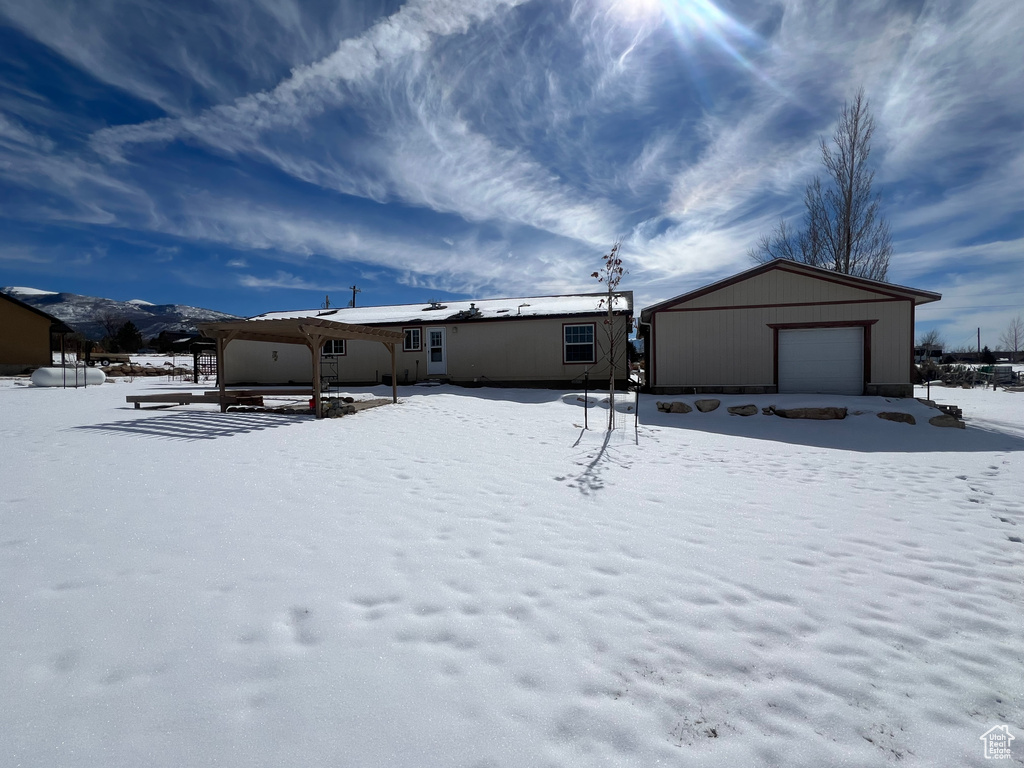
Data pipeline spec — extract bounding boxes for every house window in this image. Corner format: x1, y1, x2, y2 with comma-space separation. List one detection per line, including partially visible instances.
403, 327, 422, 352
564, 323, 596, 363
323, 339, 346, 356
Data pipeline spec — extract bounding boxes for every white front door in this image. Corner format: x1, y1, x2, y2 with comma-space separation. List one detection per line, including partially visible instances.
426, 327, 447, 375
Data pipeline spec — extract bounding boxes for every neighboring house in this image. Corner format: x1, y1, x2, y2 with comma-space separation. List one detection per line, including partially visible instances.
0, 291, 73, 375
913, 346, 944, 364
639, 259, 941, 397
222, 293, 634, 388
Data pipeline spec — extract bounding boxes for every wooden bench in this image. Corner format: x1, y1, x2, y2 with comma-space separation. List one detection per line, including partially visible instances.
126, 393, 264, 409
203, 389, 312, 398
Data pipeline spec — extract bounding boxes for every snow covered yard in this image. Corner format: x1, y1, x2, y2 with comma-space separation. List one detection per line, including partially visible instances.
1, 379, 1021, 767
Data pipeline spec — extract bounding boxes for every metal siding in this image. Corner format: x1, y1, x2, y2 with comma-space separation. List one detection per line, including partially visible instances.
673, 270, 889, 310
654, 299, 912, 388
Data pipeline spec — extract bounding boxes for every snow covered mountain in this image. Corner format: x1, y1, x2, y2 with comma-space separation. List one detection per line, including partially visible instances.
1, 286, 239, 340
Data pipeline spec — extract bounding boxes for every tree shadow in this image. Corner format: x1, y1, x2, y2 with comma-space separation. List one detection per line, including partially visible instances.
560, 428, 635, 495
73, 410, 311, 442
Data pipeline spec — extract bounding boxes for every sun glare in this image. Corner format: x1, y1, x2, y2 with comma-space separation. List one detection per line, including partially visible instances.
606, 0, 783, 96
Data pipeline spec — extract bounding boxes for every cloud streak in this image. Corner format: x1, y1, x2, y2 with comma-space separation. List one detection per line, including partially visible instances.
0, 0, 1019, 330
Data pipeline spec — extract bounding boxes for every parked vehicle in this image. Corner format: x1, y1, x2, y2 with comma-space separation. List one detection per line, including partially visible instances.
84, 349, 132, 367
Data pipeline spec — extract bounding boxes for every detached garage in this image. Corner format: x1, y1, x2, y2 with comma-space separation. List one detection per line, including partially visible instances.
639, 259, 941, 397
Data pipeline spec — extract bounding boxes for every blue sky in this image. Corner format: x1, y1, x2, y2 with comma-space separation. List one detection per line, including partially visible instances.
0, 0, 1021, 350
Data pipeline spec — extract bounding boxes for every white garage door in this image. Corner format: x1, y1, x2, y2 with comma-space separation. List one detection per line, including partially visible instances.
778, 327, 864, 395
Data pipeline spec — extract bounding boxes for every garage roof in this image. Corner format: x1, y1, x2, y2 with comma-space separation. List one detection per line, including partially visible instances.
641, 259, 941, 320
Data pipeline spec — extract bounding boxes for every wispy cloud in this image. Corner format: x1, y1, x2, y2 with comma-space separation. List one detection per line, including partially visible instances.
237, 271, 334, 292
0, 0, 1020, 325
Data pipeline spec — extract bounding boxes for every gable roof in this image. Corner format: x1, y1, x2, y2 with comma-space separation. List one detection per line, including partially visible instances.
0, 291, 75, 333
251, 292, 634, 326
640, 259, 941, 320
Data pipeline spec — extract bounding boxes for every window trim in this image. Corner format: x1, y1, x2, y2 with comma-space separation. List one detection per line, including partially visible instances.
563, 322, 596, 365
322, 339, 347, 356
403, 326, 422, 352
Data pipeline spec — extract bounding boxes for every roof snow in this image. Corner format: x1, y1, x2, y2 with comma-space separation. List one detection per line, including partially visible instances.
252, 293, 632, 325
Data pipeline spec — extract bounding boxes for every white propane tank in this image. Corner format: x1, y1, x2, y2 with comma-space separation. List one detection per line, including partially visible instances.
31, 367, 105, 387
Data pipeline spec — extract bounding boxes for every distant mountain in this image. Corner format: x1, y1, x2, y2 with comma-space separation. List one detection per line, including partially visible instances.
1, 286, 240, 341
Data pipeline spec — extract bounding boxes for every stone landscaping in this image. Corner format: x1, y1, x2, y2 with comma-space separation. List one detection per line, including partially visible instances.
654, 398, 966, 427
101, 363, 191, 378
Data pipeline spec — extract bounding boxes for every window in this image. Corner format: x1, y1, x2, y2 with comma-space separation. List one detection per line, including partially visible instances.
403, 327, 422, 352
564, 323, 595, 364
323, 339, 346, 356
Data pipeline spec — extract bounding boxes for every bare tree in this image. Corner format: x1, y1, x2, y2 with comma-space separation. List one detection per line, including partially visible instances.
96, 312, 124, 341
999, 315, 1024, 363
592, 242, 626, 430
750, 88, 892, 281
917, 329, 944, 349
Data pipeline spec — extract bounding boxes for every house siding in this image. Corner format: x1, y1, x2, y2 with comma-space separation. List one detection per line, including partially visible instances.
224, 314, 632, 388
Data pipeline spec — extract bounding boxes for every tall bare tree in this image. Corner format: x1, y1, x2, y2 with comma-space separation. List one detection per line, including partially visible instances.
999, 315, 1024, 363
751, 88, 892, 281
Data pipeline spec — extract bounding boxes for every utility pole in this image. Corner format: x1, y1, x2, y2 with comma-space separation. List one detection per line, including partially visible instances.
349, 285, 361, 308
322, 294, 331, 310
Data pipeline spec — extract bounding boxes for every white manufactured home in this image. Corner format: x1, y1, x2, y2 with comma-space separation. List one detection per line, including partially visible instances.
222, 293, 633, 389
639, 260, 940, 397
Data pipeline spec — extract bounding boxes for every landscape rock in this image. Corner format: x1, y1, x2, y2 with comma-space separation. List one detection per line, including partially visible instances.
324, 398, 358, 418
695, 399, 720, 413
877, 411, 916, 425
774, 407, 847, 420
727, 404, 757, 416
929, 414, 965, 429
669, 402, 692, 414
761, 406, 776, 416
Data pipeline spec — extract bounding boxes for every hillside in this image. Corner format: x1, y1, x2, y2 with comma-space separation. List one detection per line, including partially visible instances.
1, 286, 239, 340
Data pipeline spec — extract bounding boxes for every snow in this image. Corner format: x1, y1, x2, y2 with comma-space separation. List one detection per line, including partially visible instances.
127, 299, 156, 306
3, 285, 57, 296
254, 293, 631, 325
1, 380, 1021, 767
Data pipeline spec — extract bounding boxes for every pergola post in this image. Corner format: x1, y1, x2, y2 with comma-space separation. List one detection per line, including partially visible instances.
302, 330, 325, 419
214, 330, 239, 412
216, 335, 227, 412
386, 342, 397, 403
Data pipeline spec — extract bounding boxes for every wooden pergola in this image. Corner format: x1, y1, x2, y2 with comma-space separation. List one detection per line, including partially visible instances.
197, 317, 405, 418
